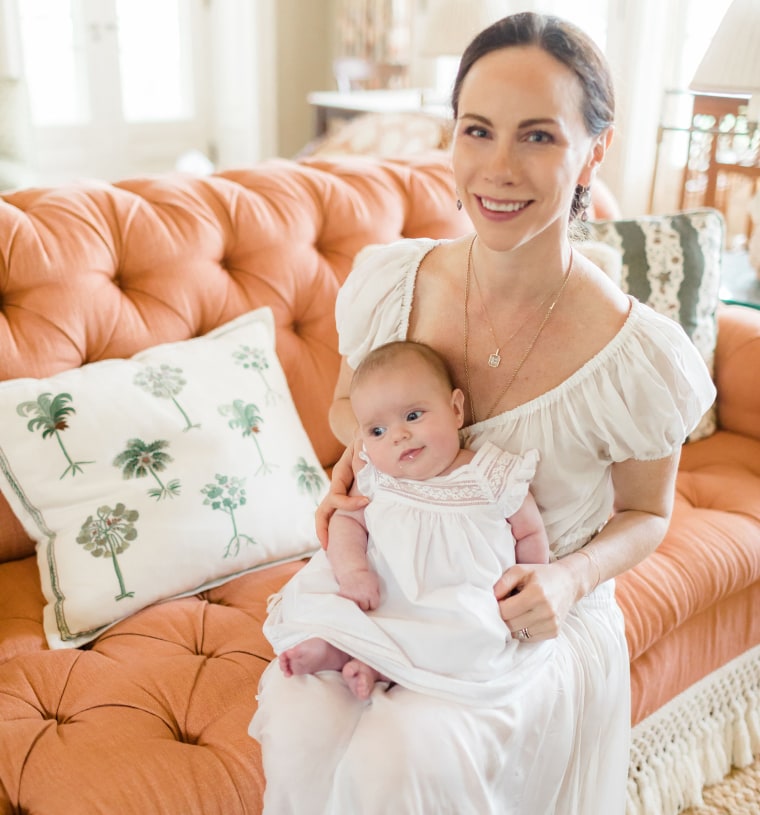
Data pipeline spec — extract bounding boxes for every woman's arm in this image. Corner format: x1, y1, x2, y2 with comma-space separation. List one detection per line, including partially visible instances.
495, 450, 681, 640
328, 357, 359, 447
315, 357, 369, 547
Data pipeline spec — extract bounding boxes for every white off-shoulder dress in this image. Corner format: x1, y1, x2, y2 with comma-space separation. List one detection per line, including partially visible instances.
264, 442, 553, 707
250, 238, 717, 815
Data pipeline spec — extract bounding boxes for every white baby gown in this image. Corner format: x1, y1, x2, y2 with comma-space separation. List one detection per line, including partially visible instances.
250, 238, 717, 815
264, 442, 552, 706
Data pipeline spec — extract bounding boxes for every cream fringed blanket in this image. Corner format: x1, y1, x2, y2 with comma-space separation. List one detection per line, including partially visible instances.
627, 644, 760, 815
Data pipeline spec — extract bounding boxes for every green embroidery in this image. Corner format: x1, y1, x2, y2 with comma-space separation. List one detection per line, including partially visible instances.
201, 474, 257, 557
16, 392, 95, 478
133, 364, 200, 431
232, 345, 283, 405
293, 456, 325, 505
76, 503, 139, 601
113, 438, 181, 500
218, 399, 275, 475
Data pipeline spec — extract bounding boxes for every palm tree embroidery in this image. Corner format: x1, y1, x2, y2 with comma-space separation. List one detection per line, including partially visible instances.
76, 503, 139, 601
17, 392, 95, 479
113, 438, 181, 500
218, 399, 275, 475
133, 364, 200, 431
293, 457, 325, 505
232, 345, 282, 405
201, 474, 257, 557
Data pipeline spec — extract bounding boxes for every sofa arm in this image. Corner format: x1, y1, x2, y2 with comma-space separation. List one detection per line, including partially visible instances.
715, 303, 760, 440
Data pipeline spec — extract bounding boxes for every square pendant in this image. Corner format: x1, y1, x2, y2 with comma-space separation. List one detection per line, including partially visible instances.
488, 353, 501, 368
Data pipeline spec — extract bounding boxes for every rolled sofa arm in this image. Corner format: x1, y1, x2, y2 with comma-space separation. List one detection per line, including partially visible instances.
715, 303, 760, 440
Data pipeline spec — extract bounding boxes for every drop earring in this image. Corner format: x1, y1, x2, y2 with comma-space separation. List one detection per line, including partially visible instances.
457, 199, 463, 211
578, 185, 592, 221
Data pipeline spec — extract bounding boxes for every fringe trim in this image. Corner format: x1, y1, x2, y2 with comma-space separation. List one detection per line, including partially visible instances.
627, 644, 760, 815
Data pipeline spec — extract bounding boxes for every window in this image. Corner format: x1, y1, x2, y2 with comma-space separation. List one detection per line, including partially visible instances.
16, 0, 210, 182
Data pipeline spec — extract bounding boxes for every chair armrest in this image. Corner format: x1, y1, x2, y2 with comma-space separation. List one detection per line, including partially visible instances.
715, 303, 760, 440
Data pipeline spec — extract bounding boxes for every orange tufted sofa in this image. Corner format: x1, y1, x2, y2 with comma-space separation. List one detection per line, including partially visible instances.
0, 155, 759, 815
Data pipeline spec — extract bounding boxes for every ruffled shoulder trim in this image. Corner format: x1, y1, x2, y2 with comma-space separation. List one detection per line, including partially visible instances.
355, 451, 378, 500
475, 443, 540, 517
335, 238, 441, 369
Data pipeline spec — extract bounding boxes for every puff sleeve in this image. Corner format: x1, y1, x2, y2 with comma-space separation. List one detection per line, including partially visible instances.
580, 303, 717, 461
335, 238, 439, 369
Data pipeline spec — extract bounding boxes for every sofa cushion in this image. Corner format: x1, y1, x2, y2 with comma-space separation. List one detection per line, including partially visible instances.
0, 556, 303, 812
0, 307, 326, 648
587, 209, 723, 441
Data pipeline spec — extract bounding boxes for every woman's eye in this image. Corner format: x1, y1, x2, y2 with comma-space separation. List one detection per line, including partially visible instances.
370, 427, 385, 438
464, 125, 489, 139
406, 410, 422, 422
526, 130, 553, 144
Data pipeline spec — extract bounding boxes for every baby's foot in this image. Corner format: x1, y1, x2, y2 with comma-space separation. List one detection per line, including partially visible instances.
279, 638, 349, 678
342, 659, 384, 700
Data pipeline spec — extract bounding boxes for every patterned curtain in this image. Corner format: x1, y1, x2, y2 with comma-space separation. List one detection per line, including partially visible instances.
334, 0, 414, 87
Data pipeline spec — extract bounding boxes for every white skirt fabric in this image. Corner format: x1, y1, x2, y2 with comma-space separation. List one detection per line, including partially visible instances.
249, 580, 630, 815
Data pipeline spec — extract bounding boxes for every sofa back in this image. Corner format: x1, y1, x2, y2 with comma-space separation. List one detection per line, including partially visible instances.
0, 156, 470, 563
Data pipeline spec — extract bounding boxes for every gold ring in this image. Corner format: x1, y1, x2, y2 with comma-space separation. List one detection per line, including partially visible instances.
519, 627, 531, 639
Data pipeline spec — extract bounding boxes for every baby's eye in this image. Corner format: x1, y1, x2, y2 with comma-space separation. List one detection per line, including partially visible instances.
406, 410, 423, 422
370, 426, 386, 438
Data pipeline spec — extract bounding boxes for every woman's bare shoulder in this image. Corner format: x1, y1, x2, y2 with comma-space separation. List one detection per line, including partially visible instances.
549, 252, 630, 373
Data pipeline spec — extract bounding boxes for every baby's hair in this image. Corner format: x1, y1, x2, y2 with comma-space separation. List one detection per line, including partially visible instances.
350, 341, 454, 395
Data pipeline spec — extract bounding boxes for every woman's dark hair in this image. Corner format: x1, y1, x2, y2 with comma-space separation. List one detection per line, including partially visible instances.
451, 12, 615, 221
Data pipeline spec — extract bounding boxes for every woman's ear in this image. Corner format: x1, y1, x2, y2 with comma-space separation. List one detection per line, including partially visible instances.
578, 126, 614, 187
451, 388, 466, 428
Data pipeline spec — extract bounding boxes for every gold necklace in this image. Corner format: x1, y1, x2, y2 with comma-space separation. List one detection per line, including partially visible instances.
470, 242, 559, 368
463, 236, 573, 424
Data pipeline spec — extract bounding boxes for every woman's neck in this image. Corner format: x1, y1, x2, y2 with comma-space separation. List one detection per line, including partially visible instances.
470, 233, 573, 303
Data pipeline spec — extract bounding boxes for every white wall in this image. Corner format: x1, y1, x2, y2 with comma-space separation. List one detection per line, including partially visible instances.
210, 0, 279, 169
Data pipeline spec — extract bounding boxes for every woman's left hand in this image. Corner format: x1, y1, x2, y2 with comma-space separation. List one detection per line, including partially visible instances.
493, 562, 577, 641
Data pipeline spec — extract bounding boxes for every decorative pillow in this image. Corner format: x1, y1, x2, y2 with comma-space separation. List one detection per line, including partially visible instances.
305, 112, 453, 158
586, 208, 724, 442
0, 308, 326, 648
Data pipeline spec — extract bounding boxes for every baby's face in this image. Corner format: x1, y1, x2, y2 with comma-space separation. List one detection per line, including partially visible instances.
351, 356, 464, 480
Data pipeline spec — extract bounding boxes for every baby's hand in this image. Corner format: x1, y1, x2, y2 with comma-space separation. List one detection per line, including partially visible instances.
338, 569, 381, 611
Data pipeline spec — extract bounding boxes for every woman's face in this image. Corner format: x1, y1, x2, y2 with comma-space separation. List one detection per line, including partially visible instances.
452, 44, 604, 253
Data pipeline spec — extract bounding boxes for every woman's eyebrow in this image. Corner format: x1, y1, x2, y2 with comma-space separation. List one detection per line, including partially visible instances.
518, 117, 559, 128
458, 112, 492, 125
458, 112, 561, 129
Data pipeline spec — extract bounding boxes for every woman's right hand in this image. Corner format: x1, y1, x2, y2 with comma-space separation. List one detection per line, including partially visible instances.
315, 444, 368, 548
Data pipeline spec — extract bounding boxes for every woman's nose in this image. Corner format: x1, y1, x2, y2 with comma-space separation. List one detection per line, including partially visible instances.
486, 140, 518, 184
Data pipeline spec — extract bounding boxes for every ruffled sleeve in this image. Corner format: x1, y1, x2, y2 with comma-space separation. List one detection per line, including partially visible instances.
335, 238, 439, 369
577, 302, 717, 462
476, 443, 540, 518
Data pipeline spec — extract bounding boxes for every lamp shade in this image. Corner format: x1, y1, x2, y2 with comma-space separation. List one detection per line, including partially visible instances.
419, 0, 506, 58
690, 0, 760, 120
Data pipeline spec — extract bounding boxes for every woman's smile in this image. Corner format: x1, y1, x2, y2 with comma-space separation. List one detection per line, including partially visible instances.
479, 196, 530, 214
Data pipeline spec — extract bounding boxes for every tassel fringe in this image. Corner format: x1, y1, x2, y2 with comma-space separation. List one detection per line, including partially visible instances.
627, 644, 760, 815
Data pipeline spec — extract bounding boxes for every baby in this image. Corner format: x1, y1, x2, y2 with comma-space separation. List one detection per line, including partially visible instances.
264, 340, 550, 703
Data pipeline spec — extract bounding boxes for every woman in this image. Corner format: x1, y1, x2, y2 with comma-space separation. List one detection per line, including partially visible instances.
250, 12, 715, 813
